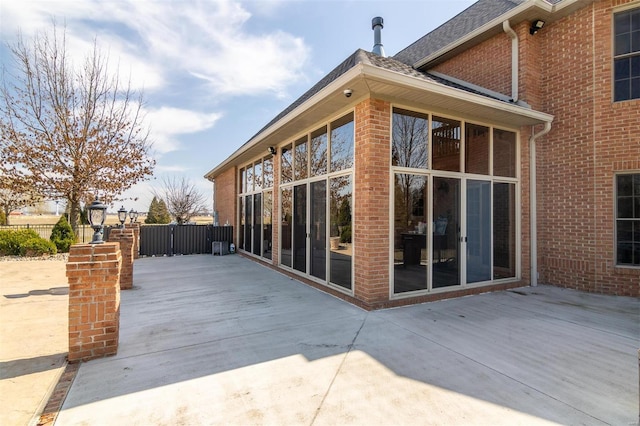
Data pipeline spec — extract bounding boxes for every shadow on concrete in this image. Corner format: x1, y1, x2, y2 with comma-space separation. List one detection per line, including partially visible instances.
58, 255, 639, 425
3, 287, 69, 299
0, 353, 67, 380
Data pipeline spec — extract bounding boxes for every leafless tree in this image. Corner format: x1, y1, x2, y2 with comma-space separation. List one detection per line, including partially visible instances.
0, 24, 155, 234
0, 175, 41, 225
155, 176, 207, 224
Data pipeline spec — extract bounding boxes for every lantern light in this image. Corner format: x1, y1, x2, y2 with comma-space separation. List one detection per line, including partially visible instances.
88, 196, 107, 244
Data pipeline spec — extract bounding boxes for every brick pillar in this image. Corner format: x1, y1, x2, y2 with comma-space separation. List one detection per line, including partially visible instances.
109, 228, 135, 290
66, 242, 121, 362
125, 222, 140, 259
353, 98, 391, 307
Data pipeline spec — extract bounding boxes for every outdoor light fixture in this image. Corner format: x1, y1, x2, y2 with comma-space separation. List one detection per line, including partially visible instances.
530, 19, 545, 35
88, 196, 107, 244
129, 208, 138, 224
268, 146, 277, 155
117, 206, 127, 228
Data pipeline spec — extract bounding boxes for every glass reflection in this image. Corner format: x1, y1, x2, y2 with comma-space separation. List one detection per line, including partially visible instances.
281, 144, 293, 184
330, 176, 352, 289
465, 124, 489, 175
310, 126, 327, 177
263, 191, 273, 259
280, 188, 292, 267
331, 113, 354, 172
293, 184, 307, 272
310, 180, 327, 280
433, 177, 460, 288
392, 108, 429, 169
432, 117, 461, 172
263, 156, 274, 188
493, 183, 516, 278
393, 173, 428, 293
493, 129, 516, 177
294, 137, 308, 181
466, 180, 491, 283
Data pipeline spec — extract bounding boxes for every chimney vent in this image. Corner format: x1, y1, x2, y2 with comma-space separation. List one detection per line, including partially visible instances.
372, 17, 385, 57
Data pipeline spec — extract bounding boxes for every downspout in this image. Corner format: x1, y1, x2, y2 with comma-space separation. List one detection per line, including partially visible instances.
529, 121, 552, 286
503, 20, 518, 102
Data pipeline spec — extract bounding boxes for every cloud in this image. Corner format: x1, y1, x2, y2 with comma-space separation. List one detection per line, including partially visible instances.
0, 0, 310, 98
144, 107, 223, 154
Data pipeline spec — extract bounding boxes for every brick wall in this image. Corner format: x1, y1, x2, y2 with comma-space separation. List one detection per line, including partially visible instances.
353, 98, 391, 305
214, 166, 237, 245
432, 32, 512, 96
108, 228, 134, 290
535, 0, 639, 296
66, 243, 121, 362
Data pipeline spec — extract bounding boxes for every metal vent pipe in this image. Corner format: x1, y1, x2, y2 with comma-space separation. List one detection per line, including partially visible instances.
372, 17, 386, 57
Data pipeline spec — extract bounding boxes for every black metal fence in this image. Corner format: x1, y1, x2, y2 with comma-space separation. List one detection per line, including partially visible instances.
138, 225, 233, 257
0, 224, 93, 243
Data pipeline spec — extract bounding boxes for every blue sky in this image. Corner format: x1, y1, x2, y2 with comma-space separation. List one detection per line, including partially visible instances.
0, 0, 475, 213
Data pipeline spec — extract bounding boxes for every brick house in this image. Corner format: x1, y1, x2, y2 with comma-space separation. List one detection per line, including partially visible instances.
205, 0, 639, 309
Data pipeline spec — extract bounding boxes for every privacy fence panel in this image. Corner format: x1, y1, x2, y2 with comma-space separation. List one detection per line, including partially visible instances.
138, 225, 233, 257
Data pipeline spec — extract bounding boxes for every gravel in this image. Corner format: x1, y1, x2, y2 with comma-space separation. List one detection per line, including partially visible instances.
0, 253, 69, 262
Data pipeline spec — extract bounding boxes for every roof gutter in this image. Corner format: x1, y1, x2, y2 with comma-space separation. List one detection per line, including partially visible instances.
502, 20, 519, 102
529, 120, 552, 287
204, 64, 365, 180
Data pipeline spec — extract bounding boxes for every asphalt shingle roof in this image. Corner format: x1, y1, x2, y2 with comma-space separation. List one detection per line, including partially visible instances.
393, 0, 564, 66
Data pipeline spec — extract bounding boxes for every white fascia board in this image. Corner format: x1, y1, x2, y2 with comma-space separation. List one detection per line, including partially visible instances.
204, 65, 364, 180
413, 0, 554, 69
361, 63, 554, 124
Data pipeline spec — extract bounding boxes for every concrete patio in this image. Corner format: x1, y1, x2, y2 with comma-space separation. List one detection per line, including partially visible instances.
56, 254, 638, 425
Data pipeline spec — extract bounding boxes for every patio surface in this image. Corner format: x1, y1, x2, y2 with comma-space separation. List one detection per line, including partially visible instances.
56, 254, 638, 425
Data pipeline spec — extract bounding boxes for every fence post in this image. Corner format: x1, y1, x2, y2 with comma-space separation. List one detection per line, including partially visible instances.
66, 242, 121, 362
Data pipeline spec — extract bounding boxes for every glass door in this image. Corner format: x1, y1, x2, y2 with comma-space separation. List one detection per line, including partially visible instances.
310, 180, 327, 280
293, 184, 307, 273
466, 180, 492, 283
252, 193, 262, 256
432, 177, 461, 288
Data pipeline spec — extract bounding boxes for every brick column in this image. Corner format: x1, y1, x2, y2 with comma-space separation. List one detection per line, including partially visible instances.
125, 222, 140, 259
66, 242, 121, 362
353, 98, 391, 307
109, 228, 135, 290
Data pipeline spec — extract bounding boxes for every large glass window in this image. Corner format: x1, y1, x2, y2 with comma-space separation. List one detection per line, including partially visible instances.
432, 116, 461, 172
263, 191, 273, 259
330, 176, 352, 289
614, 8, 640, 101
493, 129, 517, 178
616, 173, 640, 266
394, 174, 428, 293
465, 124, 489, 175
310, 126, 327, 177
254, 161, 262, 191
310, 180, 327, 280
280, 188, 293, 267
493, 183, 516, 278
391, 106, 520, 294
293, 184, 307, 273
392, 108, 429, 169
330, 113, 354, 172
294, 136, 308, 181
281, 144, 293, 184
263, 156, 274, 188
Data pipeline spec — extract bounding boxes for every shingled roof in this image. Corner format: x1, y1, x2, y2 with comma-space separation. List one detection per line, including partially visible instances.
246, 48, 505, 145
393, 0, 563, 66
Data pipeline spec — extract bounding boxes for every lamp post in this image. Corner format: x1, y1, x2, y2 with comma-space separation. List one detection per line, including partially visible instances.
117, 206, 127, 228
88, 197, 107, 244
129, 208, 138, 224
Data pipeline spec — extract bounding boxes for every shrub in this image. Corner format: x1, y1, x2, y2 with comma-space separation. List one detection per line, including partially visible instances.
20, 237, 57, 257
50, 215, 75, 252
0, 229, 40, 256
340, 225, 352, 244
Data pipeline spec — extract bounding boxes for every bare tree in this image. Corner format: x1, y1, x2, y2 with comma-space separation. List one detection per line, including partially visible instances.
0, 175, 41, 225
155, 176, 207, 224
0, 24, 155, 234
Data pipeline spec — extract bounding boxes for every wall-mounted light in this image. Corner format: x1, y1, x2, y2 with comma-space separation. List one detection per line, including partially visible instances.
530, 19, 545, 35
268, 146, 277, 155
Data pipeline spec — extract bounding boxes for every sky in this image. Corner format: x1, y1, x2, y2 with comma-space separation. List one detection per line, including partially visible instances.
0, 0, 475, 214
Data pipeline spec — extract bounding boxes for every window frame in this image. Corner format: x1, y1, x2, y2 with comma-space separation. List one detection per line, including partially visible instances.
613, 6, 640, 102
615, 172, 640, 267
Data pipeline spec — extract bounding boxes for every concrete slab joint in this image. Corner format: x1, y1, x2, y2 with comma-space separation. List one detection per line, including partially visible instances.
66, 242, 122, 362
